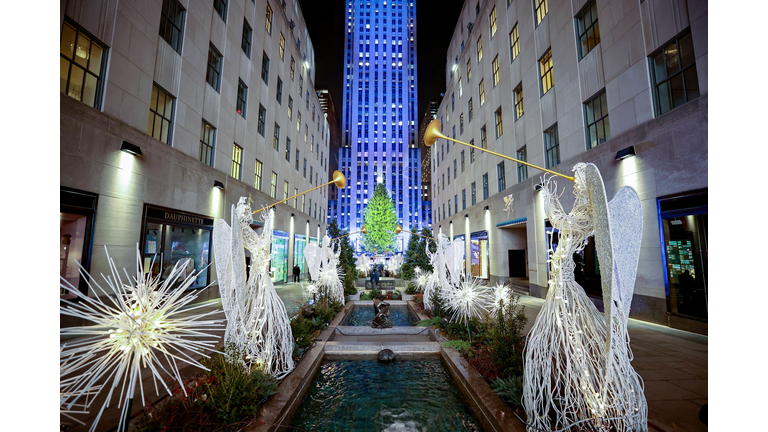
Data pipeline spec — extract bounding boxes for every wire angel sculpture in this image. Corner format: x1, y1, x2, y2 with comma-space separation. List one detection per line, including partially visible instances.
213, 198, 295, 378
305, 235, 345, 304
522, 163, 647, 432
59, 246, 223, 431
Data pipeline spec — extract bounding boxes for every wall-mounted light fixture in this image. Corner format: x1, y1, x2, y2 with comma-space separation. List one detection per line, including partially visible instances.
534, 184, 543, 192
120, 141, 142, 156
615, 145, 637, 160
213, 180, 225, 190
464, 214, 469, 219
483, 206, 489, 212
291, 213, 295, 218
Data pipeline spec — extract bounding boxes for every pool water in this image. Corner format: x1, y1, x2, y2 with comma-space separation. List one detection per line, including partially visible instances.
343, 305, 418, 326
290, 360, 483, 432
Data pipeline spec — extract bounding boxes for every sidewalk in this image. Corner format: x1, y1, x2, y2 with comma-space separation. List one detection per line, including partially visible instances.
518, 295, 708, 432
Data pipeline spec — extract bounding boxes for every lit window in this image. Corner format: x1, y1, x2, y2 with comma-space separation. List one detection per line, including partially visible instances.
514, 83, 524, 120
492, 55, 500, 86
285, 137, 291, 161
540, 49, 554, 95
270, 172, 278, 198
576, 0, 600, 60
467, 59, 472, 82
60, 19, 106, 108
254, 159, 263, 190
265, 2, 273, 34
509, 23, 520, 61
231, 144, 243, 180
236, 79, 247, 117
147, 83, 175, 144
494, 107, 503, 138
273, 123, 280, 150
476, 35, 483, 62
279, 32, 285, 59
489, 6, 497, 38
535, 0, 548, 26
479, 79, 485, 105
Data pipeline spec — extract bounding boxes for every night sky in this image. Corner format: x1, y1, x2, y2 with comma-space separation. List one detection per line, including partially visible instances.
298, 0, 464, 124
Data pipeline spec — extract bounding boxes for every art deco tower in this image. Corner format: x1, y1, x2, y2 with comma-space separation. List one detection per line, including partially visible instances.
337, 0, 421, 252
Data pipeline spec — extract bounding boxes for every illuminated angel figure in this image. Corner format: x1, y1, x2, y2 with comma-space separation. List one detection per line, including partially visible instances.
305, 235, 345, 304
214, 198, 295, 378
522, 163, 647, 432
59, 246, 223, 432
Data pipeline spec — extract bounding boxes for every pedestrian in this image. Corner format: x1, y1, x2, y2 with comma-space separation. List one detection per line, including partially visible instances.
293, 264, 301, 283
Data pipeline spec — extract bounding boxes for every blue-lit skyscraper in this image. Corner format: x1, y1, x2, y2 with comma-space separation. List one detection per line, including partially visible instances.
337, 0, 422, 252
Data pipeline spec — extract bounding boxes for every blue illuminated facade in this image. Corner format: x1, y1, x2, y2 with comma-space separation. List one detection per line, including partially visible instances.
336, 0, 422, 252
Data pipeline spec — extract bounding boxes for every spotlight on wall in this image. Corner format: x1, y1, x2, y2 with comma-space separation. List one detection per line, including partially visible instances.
291, 213, 295, 218
213, 180, 225, 190
615, 145, 637, 160
120, 141, 142, 156
483, 206, 489, 212
464, 214, 469, 219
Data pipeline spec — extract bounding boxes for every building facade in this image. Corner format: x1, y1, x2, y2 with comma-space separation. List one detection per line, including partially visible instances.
318, 89, 342, 224
418, 98, 441, 230
430, 0, 707, 333
336, 0, 423, 252
60, 0, 332, 301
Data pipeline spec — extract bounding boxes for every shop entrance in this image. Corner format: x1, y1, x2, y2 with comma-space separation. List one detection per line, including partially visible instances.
141, 206, 213, 290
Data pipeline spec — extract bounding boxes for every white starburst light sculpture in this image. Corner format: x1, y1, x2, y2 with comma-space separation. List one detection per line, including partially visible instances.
213, 198, 295, 378
522, 163, 647, 432
446, 276, 492, 325
59, 247, 224, 431
489, 282, 513, 319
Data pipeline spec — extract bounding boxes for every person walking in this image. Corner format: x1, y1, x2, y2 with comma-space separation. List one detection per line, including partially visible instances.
293, 264, 301, 283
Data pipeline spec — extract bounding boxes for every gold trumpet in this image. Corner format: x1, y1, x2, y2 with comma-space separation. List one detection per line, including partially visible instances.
255, 170, 347, 213
395, 224, 436, 241
424, 119, 575, 182
334, 226, 368, 239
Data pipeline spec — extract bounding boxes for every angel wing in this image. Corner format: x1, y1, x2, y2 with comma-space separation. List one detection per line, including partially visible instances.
304, 243, 322, 281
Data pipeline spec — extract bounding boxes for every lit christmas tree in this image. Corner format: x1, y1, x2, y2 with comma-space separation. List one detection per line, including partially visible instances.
362, 183, 397, 254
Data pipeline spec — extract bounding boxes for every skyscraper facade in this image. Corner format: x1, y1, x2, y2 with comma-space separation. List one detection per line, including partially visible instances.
337, 0, 422, 252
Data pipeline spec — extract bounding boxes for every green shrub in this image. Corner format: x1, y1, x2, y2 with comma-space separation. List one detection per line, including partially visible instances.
430, 289, 447, 318
439, 317, 487, 344
440, 340, 473, 357
416, 317, 442, 327
344, 285, 358, 296
290, 313, 316, 350
491, 375, 524, 410
405, 282, 417, 295
135, 343, 278, 431
486, 297, 528, 378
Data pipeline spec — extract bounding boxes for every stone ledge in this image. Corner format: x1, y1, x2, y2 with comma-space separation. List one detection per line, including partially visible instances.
441, 346, 527, 432
333, 325, 432, 336
324, 341, 442, 354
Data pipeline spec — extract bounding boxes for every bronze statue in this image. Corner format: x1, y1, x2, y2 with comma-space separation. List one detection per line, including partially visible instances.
371, 295, 393, 328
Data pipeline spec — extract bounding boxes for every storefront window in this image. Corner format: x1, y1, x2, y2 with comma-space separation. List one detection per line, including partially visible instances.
294, 234, 307, 276
659, 191, 707, 320
142, 206, 213, 290
470, 231, 489, 279
61, 188, 97, 297
271, 230, 290, 283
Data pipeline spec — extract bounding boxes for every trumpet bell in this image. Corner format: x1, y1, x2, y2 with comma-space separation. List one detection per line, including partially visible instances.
361, 226, 368, 235
424, 119, 447, 147
395, 224, 402, 234
332, 170, 346, 189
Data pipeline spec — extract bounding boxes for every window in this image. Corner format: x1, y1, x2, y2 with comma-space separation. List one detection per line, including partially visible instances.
470, 143, 475, 163
265, 2, 273, 34
273, 123, 280, 150
237, 79, 247, 117
60, 19, 106, 108
576, 0, 600, 60
514, 83, 524, 120
270, 172, 277, 198
206, 43, 223, 92
284, 181, 289, 200
241, 18, 252, 58
147, 83, 175, 144
497, 161, 506, 192
199, 121, 215, 166
261, 51, 270, 84
480, 125, 487, 149
540, 48, 554, 95
258, 105, 266, 136
293, 188, 298, 208
303, 158, 307, 177
290, 57, 295, 80
279, 32, 285, 60
510, 23, 520, 61
310, 166, 314, 184
517, 146, 528, 182
468, 98, 474, 123
584, 90, 610, 149
471, 182, 477, 205
454, 196, 458, 214
276, 77, 283, 104
482, 173, 489, 200
489, 6, 497, 38
534, 0, 548, 26
492, 55, 500, 86
285, 137, 291, 161
479, 79, 485, 105
650, 29, 699, 116
299, 76, 303, 96
288, 97, 293, 119
476, 36, 483, 62
296, 149, 300, 170
214, 0, 227, 22
544, 124, 560, 168
467, 59, 472, 82
460, 113, 464, 134
462, 189, 467, 210
254, 159, 263, 190
448, 200, 452, 216
231, 144, 243, 180
494, 107, 503, 138
159, 0, 185, 54
454, 160, 458, 178
297, 112, 301, 132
